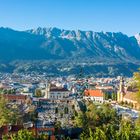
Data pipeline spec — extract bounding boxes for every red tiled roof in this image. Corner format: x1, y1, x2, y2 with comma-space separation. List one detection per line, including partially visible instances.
84, 89, 103, 97
3, 94, 27, 100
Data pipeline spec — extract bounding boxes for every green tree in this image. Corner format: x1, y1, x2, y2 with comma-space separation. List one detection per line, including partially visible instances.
3, 129, 48, 140
55, 107, 58, 114
116, 119, 133, 140
54, 121, 61, 135
80, 131, 89, 140
76, 101, 120, 139
93, 127, 107, 140
112, 92, 117, 101
0, 96, 22, 127
64, 107, 69, 114
60, 112, 63, 118
11, 129, 34, 140
38, 134, 49, 140
133, 117, 140, 139
75, 112, 88, 129
35, 89, 42, 97
2, 135, 9, 140
104, 92, 111, 100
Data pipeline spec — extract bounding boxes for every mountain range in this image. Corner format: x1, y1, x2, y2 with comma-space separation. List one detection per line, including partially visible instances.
0, 27, 140, 61
0, 27, 140, 76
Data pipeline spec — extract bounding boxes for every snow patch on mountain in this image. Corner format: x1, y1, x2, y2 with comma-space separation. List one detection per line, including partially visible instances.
135, 33, 140, 46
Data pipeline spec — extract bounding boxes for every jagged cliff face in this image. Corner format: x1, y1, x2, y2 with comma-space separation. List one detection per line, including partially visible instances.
27, 27, 140, 61
135, 33, 140, 46
0, 27, 140, 62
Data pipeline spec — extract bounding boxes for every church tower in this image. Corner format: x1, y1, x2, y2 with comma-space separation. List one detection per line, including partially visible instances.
44, 82, 50, 99
117, 77, 125, 102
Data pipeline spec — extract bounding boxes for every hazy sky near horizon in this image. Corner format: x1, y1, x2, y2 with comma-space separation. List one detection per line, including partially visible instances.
0, 0, 140, 36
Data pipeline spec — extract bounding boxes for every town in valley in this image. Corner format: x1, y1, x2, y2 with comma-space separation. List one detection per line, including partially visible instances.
1, 0, 140, 139
0, 71, 140, 139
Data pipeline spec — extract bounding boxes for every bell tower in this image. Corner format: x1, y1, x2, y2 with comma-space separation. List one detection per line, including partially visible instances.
117, 77, 125, 102
44, 82, 50, 99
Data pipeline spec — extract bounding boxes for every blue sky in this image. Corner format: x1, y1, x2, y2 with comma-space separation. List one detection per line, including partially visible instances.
0, 0, 140, 36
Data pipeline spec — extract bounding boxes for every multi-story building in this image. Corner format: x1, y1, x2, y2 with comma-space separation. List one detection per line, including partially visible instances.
45, 84, 70, 99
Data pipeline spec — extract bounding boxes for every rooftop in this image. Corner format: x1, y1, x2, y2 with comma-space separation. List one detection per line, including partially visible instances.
84, 89, 103, 97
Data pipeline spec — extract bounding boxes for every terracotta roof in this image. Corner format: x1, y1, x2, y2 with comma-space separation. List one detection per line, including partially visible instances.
3, 94, 27, 100
84, 89, 103, 97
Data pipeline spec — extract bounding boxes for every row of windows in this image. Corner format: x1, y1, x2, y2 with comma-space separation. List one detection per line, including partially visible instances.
50, 95, 67, 98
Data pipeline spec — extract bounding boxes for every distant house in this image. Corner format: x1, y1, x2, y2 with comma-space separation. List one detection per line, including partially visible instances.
84, 89, 104, 103
3, 94, 28, 104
